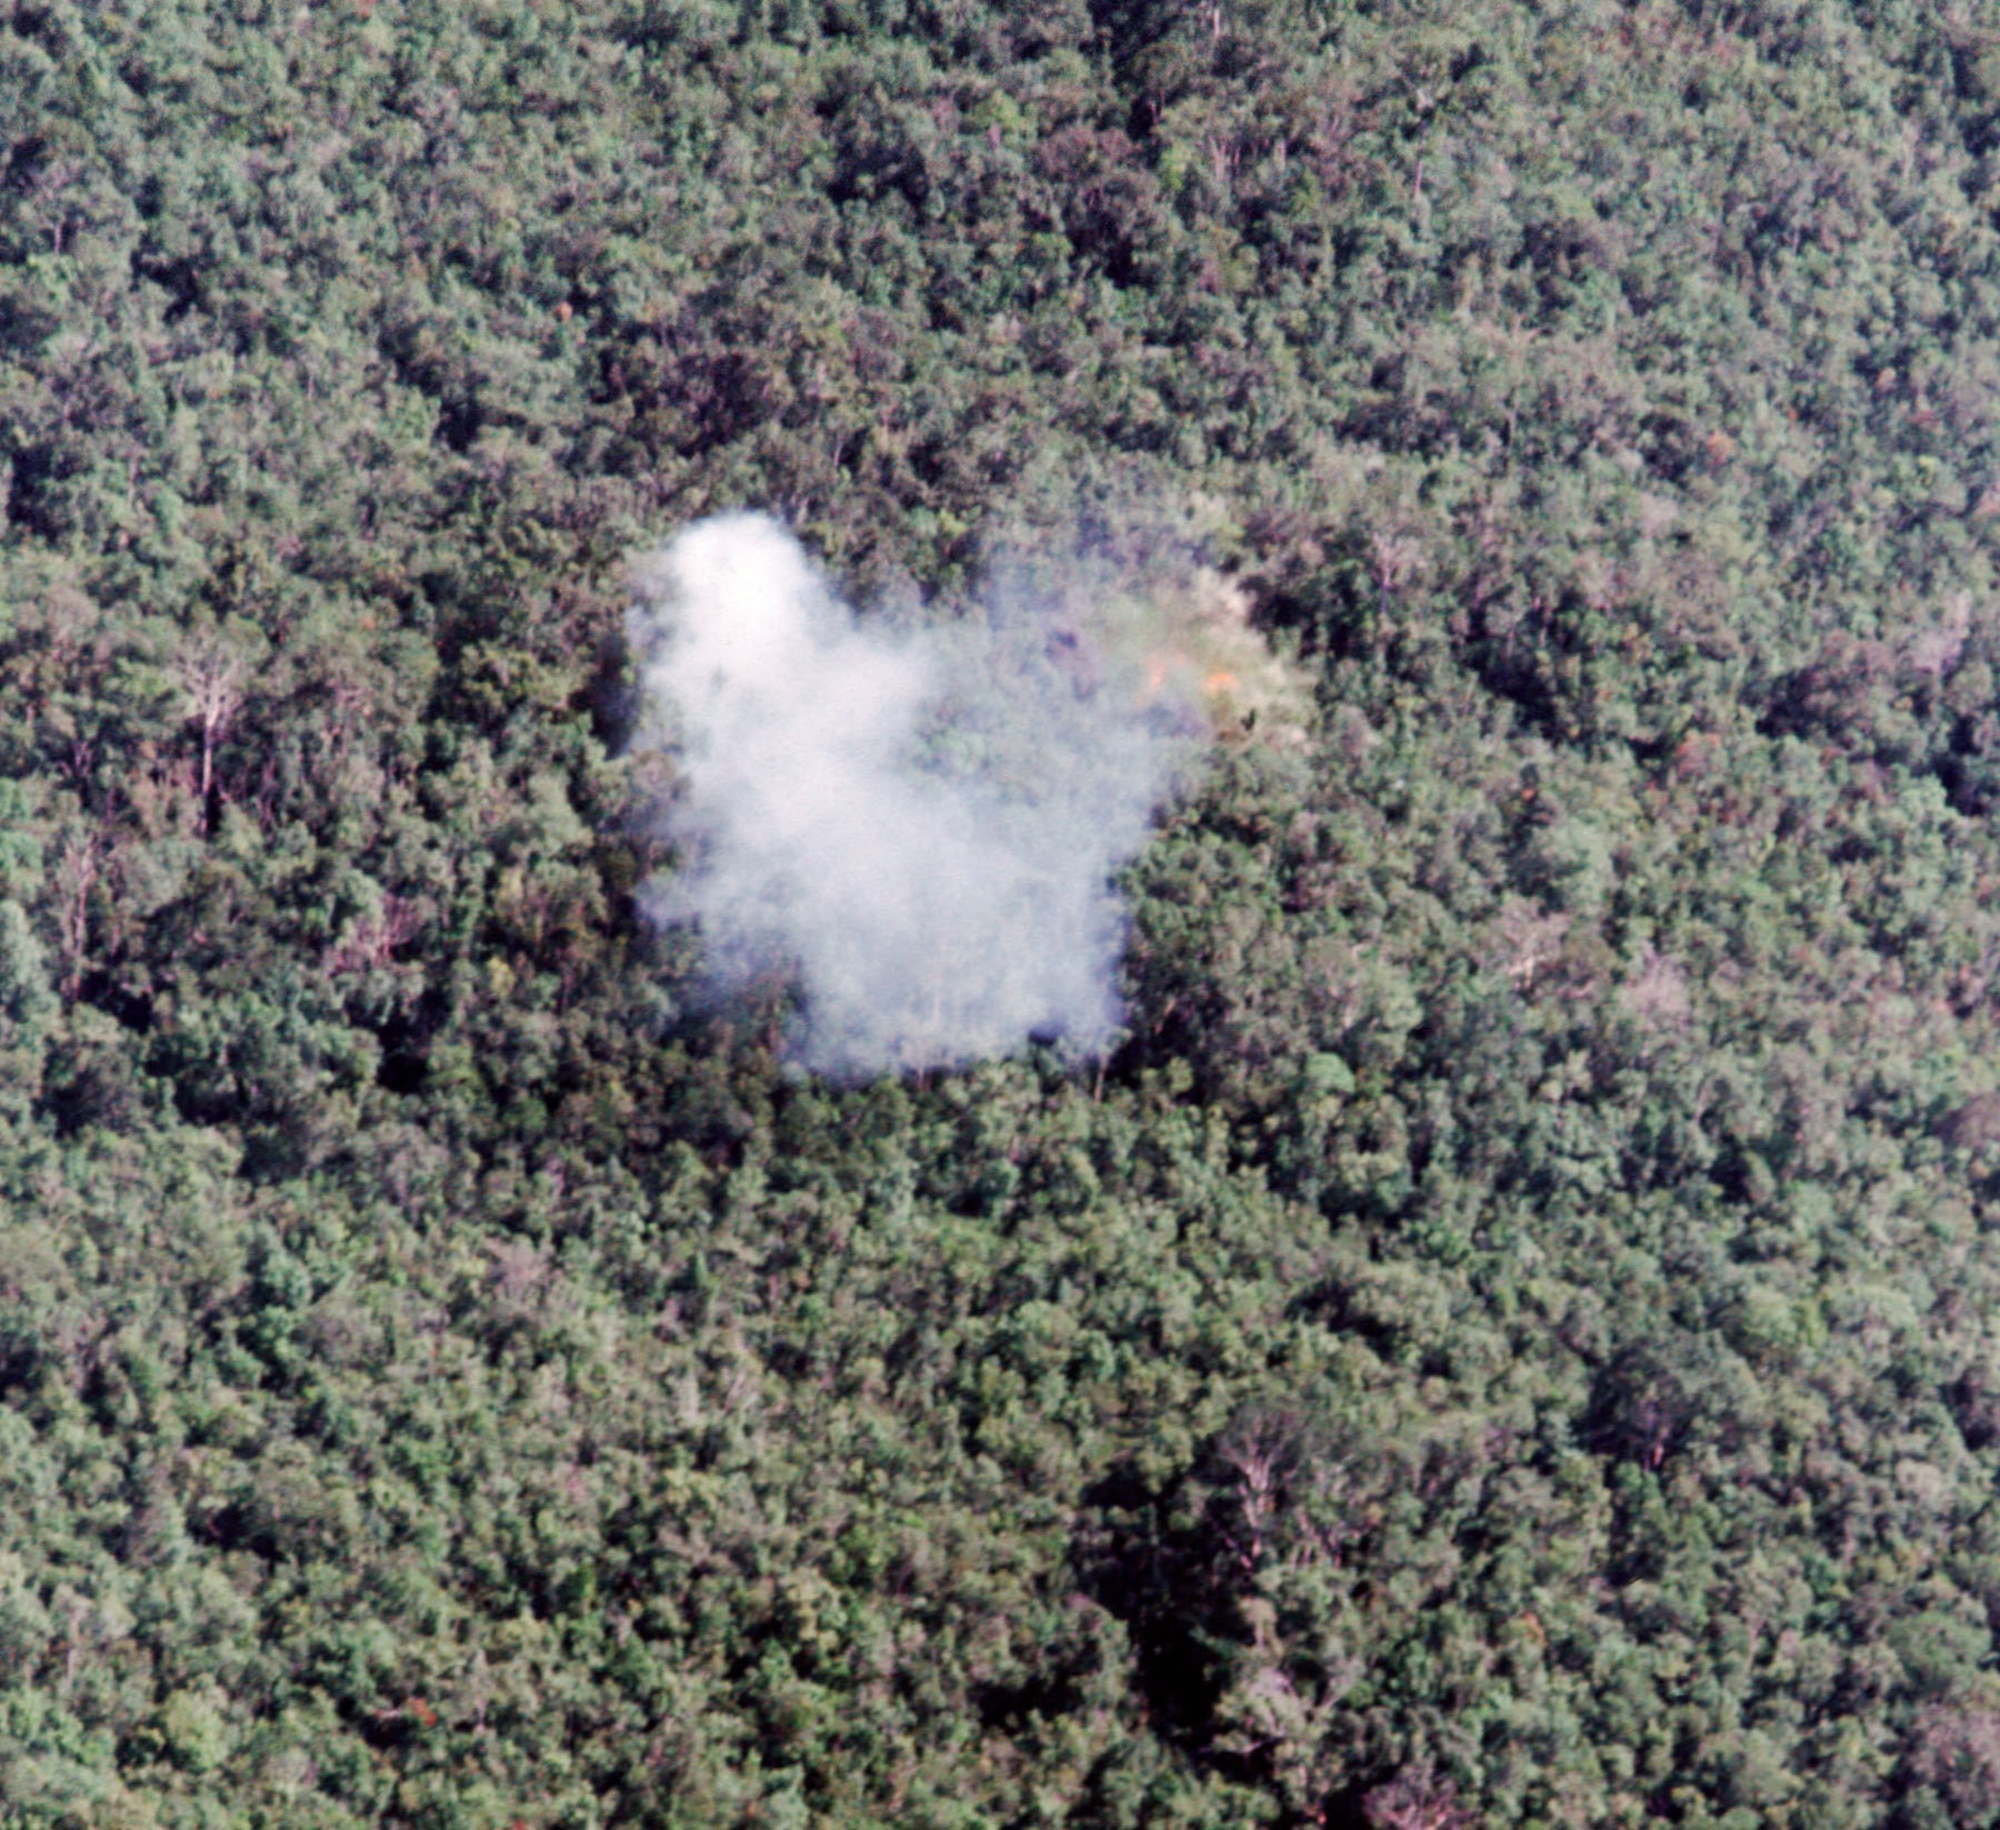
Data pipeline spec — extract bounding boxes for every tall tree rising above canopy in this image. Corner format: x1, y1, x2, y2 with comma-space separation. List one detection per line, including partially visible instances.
11, 0, 2000, 1823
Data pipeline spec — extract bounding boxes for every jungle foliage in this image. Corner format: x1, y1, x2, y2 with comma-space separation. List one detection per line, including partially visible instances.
11, 0, 2000, 1823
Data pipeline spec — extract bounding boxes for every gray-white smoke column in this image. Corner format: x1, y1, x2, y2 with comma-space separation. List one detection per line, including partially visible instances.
628, 513, 1199, 1076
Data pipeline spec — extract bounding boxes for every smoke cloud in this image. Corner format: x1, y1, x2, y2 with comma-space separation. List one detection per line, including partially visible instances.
628, 513, 1210, 1076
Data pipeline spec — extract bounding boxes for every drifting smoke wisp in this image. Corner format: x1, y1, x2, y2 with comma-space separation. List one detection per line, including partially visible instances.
628, 513, 1209, 1076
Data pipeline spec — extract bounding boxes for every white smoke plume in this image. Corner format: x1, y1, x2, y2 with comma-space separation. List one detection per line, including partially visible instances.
627, 513, 1206, 1076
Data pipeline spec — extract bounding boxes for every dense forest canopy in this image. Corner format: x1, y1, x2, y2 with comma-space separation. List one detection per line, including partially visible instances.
13, 0, 2000, 1823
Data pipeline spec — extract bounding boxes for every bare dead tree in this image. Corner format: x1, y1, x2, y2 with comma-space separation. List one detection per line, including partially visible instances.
170, 642, 246, 834
54, 830, 102, 1002
1214, 1410, 1293, 1573
1369, 531, 1426, 615
1363, 1759, 1473, 1830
